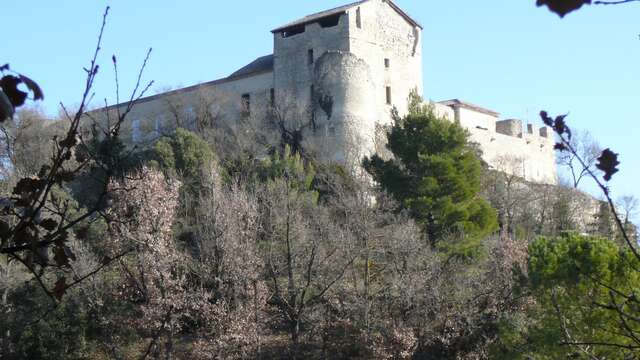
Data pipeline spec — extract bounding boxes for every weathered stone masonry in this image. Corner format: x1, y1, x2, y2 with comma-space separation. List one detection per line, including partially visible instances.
96, 0, 557, 185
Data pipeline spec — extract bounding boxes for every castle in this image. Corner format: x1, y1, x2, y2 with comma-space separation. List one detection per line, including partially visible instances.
100, 0, 557, 185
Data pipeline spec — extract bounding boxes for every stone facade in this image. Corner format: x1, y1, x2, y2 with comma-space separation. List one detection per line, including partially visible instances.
433, 100, 557, 184
94, 0, 557, 185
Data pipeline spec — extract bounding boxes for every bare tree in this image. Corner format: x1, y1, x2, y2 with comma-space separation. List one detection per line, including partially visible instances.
484, 155, 537, 238
618, 195, 639, 225
258, 152, 355, 357
0, 7, 155, 303
103, 167, 258, 359
159, 86, 232, 137
267, 90, 315, 157
103, 167, 185, 359
330, 180, 423, 358
557, 129, 602, 188
187, 179, 266, 359
0, 108, 67, 182
618, 194, 639, 242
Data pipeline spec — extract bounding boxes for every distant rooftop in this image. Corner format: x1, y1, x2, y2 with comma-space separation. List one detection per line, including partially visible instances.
229, 54, 274, 79
271, 0, 422, 33
438, 99, 500, 117
96, 54, 275, 111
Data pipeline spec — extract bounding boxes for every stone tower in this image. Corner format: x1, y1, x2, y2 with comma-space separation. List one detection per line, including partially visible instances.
272, 0, 423, 164
95, 0, 557, 185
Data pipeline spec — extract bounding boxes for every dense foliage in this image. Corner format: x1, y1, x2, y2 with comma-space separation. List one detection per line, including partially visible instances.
364, 96, 497, 257
2, 68, 639, 358
152, 128, 215, 179
494, 233, 640, 359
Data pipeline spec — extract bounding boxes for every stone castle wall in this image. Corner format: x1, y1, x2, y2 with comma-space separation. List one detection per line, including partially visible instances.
433, 102, 557, 185
93, 70, 273, 146
348, 0, 423, 120
90, 0, 557, 186
312, 51, 377, 164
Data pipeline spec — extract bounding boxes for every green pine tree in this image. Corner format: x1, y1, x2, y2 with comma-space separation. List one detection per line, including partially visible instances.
492, 233, 640, 359
364, 93, 497, 257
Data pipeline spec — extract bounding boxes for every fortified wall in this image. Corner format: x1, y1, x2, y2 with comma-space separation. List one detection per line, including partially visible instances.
91, 0, 557, 185
433, 100, 557, 184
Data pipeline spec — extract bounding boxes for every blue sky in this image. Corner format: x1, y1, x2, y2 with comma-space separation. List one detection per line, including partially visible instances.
4, 0, 640, 218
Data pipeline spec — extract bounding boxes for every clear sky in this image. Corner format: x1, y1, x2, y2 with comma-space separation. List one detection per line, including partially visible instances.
4, 0, 640, 218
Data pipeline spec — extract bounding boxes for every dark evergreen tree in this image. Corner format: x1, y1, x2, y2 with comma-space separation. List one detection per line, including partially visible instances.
364, 94, 497, 257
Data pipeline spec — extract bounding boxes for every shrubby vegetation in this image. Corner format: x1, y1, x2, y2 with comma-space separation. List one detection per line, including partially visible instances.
3, 87, 637, 359
2, 6, 639, 352
494, 233, 640, 359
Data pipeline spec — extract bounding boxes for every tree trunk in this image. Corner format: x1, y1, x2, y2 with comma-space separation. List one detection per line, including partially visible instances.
254, 280, 261, 359
364, 240, 371, 342
290, 318, 300, 359
165, 329, 174, 360
2, 300, 8, 356
2, 266, 10, 357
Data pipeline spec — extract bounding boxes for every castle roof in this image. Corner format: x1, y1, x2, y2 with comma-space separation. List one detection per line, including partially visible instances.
95, 55, 275, 112
438, 99, 500, 117
229, 55, 274, 79
271, 0, 422, 33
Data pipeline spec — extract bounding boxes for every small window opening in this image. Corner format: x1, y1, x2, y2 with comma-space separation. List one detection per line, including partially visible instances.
185, 106, 196, 128
310, 85, 316, 127
131, 118, 141, 143
356, 7, 362, 29
318, 13, 341, 28
270, 88, 275, 107
241, 94, 251, 117
384, 58, 390, 68
385, 86, 392, 105
154, 115, 163, 135
308, 49, 314, 65
328, 125, 336, 137
282, 25, 305, 38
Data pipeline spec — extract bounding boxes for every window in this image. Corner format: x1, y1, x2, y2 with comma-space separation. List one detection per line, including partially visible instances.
310, 85, 316, 124
241, 94, 250, 117
184, 106, 196, 129
384, 58, 390, 68
328, 124, 336, 137
282, 25, 305, 38
318, 14, 341, 28
154, 115, 163, 135
356, 7, 362, 29
385, 86, 392, 105
131, 118, 141, 143
308, 49, 314, 65
270, 88, 275, 108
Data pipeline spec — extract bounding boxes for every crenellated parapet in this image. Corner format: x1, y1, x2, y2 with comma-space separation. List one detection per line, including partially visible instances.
496, 119, 523, 137
436, 100, 557, 185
